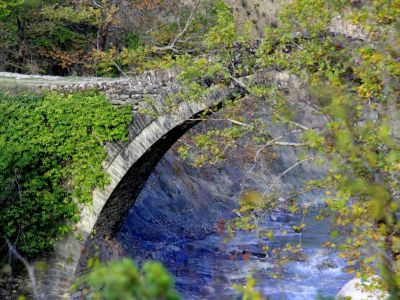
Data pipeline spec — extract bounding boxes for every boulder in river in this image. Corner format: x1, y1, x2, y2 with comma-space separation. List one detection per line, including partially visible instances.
336, 277, 389, 300
317, 258, 338, 271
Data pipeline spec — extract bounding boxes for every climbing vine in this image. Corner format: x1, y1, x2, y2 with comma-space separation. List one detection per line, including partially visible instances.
0, 91, 132, 257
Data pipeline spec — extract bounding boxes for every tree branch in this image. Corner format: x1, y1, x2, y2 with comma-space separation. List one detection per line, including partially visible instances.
92, 0, 103, 8
188, 118, 254, 128
113, 62, 128, 77
252, 129, 304, 164
262, 157, 314, 196
5, 237, 42, 300
230, 76, 312, 131
153, 1, 200, 53
273, 141, 305, 147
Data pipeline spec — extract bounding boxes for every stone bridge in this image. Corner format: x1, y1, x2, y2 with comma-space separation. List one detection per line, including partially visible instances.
1, 70, 304, 299
0, 13, 377, 298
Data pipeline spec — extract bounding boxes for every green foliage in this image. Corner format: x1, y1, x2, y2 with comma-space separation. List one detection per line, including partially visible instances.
174, 1, 399, 297
40, 4, 98, 26
0, 0, 100, 74
0, 91, 131, 256
233, 276, 264, 300
255, 0, 400, 296
0, 0, 399, 298
78, 259, 180, 300
236, 190, 265, 214
204, 0, 236, 49
90, 0, 237, 77
0, 0, 24, 18
278, 0, 332, 37
0, 0, 232, 76
125, 33, 141, 50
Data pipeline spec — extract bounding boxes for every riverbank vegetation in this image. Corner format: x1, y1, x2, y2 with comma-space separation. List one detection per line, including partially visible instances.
75, 259, 180, 300
170, 0, 400, 297
1, 0, 399, 299
0, 0, 222, 76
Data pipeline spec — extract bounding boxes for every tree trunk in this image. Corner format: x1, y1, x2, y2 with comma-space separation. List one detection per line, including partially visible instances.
16, 16, 26, 72
96, 23, 109, 51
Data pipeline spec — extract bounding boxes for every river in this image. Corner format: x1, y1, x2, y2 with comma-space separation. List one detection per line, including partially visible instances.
115, 148, 351, 299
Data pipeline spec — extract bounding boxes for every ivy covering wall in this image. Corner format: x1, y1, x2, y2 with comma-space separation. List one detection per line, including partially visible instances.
0, 91, 132, 256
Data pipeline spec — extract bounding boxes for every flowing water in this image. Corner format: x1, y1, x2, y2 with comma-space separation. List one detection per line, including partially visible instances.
116, 150, 351, 299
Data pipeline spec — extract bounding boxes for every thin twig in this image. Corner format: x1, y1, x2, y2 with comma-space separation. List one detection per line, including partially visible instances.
252, 129, 303, 164
281, 117, 310, 131
5, 237, 42, 300
262, 157, 314, 196
188, 118, 253, 128
113, 62, 128, 77
273, 141, 305, 147
153, 1, 200, 53
230, 76, 312, 131
92, 0, 103, 8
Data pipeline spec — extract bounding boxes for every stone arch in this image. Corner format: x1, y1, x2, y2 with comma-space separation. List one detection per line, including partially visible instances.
84, 91, 236, 240
35, 86, 240, 299
3, 69, 301, 298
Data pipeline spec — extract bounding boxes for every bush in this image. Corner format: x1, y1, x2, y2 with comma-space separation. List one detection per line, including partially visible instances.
78, 259, 180, 300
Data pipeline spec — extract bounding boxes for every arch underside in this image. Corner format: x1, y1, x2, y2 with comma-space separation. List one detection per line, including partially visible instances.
76, 117, 200, 273
88, 88, 235, 240
75, 92, 235, 273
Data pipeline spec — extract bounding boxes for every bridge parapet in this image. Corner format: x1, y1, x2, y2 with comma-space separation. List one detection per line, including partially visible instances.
0, 69, 178, 110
